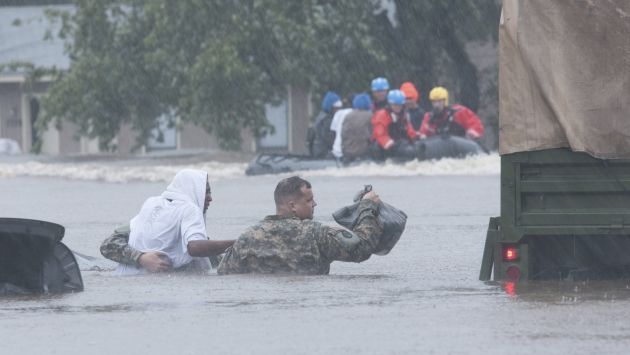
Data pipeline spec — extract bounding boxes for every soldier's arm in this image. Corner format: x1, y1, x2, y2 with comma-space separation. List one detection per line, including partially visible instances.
187, 240, 235, 257
216, 245, 240, 275
99, 224, 143, 266
317, 199, 383, 263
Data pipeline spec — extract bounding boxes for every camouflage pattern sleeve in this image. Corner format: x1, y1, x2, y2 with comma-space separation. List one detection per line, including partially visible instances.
99, 224, 143, 266
216, 245, 242, 275
316, 199, 383, 263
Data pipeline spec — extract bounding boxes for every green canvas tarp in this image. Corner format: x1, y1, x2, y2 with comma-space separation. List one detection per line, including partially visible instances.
499, 0, 630, 159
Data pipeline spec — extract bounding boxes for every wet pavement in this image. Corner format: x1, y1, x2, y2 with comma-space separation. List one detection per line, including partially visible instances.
1, 175, 630, 354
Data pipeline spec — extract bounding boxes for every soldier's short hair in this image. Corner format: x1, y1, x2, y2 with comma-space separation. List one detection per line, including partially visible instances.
274, 176, 312, 205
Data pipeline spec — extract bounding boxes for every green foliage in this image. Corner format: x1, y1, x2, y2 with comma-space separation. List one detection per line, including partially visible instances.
375, 0, 500, 111
39, 0, 499, 151
0, 0, 71, 5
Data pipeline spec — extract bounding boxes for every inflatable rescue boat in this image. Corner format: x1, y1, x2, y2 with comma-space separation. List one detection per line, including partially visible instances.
246, 135, 485, 176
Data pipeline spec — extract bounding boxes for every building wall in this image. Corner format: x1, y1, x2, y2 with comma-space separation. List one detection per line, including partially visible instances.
38, 123, 58, 155
1, 79, 306, 156
58, 120, 81, 155
288, 85, 311, 155
178, 121, 221, 150
178, 120, 255, 153
0, 80, 80, 155
0, 82, 23, 147
116, 122, 139, 154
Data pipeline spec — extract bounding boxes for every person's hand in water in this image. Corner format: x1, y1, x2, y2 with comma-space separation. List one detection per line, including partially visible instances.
138, 251, 172, 272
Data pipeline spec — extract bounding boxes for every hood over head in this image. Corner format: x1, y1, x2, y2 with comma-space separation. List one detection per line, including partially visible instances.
352, 93, 372, 111
161, 169, 208, 210
321, 91, 342, 113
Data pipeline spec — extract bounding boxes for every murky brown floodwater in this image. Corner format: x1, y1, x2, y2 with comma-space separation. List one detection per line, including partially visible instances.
2, 175, 630, 354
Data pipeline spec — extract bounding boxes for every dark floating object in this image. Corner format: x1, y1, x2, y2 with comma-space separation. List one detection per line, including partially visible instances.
0, 218, 84, 295
245, 135, 485, 176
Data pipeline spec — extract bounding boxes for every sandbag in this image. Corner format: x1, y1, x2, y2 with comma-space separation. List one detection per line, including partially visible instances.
332, 185, 407, 256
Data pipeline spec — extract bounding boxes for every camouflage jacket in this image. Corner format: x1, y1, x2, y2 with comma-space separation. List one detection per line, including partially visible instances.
217, 199, 383, 275
99, 224, 143, 266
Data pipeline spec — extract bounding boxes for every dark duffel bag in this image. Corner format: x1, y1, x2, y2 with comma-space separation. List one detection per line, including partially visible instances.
332, 185, 407, 255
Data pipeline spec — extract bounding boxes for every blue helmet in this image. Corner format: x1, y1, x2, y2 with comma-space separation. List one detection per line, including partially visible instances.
352, 93, 372, 111
321, 91, 342, 113
387, 89, 405, 105
371, 77, 389, 91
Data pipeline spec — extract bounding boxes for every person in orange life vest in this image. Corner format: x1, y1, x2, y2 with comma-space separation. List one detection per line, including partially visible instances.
400, 82, 425, 131
419, 87, 484, 139
370, 90, 419, 160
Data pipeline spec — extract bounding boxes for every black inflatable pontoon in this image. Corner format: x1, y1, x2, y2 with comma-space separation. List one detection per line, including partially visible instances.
246, 135, 485, 176
0, 218, 84, 295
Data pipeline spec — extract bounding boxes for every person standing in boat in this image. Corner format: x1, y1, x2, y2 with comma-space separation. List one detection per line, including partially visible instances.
420, 87, 484, 140
370, 89, 419, 161
400, 82, 425, 131
370, 77, 390, 112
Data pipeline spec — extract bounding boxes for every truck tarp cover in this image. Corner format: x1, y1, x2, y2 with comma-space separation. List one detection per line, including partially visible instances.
499, 0, 630, 159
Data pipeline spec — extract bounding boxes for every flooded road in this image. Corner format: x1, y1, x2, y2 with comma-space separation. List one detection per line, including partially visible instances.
1, 174, 630, 354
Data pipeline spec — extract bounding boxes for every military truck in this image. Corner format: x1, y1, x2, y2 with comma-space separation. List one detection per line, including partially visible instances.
479, 0, 630, 281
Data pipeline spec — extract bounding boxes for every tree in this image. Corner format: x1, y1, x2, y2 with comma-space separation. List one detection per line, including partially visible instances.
371, 0, 500, 111
39, 0, 499, 151
0, 0, 71, 5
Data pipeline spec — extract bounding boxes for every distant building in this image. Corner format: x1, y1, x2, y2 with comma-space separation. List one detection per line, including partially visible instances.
0, 5, 311, 155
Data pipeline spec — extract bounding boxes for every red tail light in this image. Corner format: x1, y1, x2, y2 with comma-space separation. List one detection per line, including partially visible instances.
506, 266, 521, 280
503, 246, 518, 261
504, 281, 516, 297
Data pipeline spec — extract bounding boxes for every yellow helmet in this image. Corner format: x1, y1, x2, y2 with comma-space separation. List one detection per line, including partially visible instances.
429, 86, 449, 106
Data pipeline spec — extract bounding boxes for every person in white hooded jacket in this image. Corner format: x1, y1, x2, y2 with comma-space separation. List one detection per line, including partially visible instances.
100, 169, 234, 275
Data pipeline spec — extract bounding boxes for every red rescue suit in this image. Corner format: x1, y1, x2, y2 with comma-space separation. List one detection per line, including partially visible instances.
371, 108, 418, 149
371, 99, 388, 113
420, 104, 484, 139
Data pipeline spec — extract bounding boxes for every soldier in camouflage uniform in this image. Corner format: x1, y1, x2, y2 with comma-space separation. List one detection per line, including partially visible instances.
217, 176, 383, 275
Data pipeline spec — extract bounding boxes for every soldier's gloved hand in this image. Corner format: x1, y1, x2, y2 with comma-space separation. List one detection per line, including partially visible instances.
362, 190, 381, 204
138, 251, 172, 272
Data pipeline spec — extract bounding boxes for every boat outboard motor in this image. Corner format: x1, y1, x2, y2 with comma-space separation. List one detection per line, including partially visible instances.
0, 218, 83, 295
417, 135, 483, 161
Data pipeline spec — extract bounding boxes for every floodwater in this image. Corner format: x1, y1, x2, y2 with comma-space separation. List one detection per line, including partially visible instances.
1, 164, 630, 354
